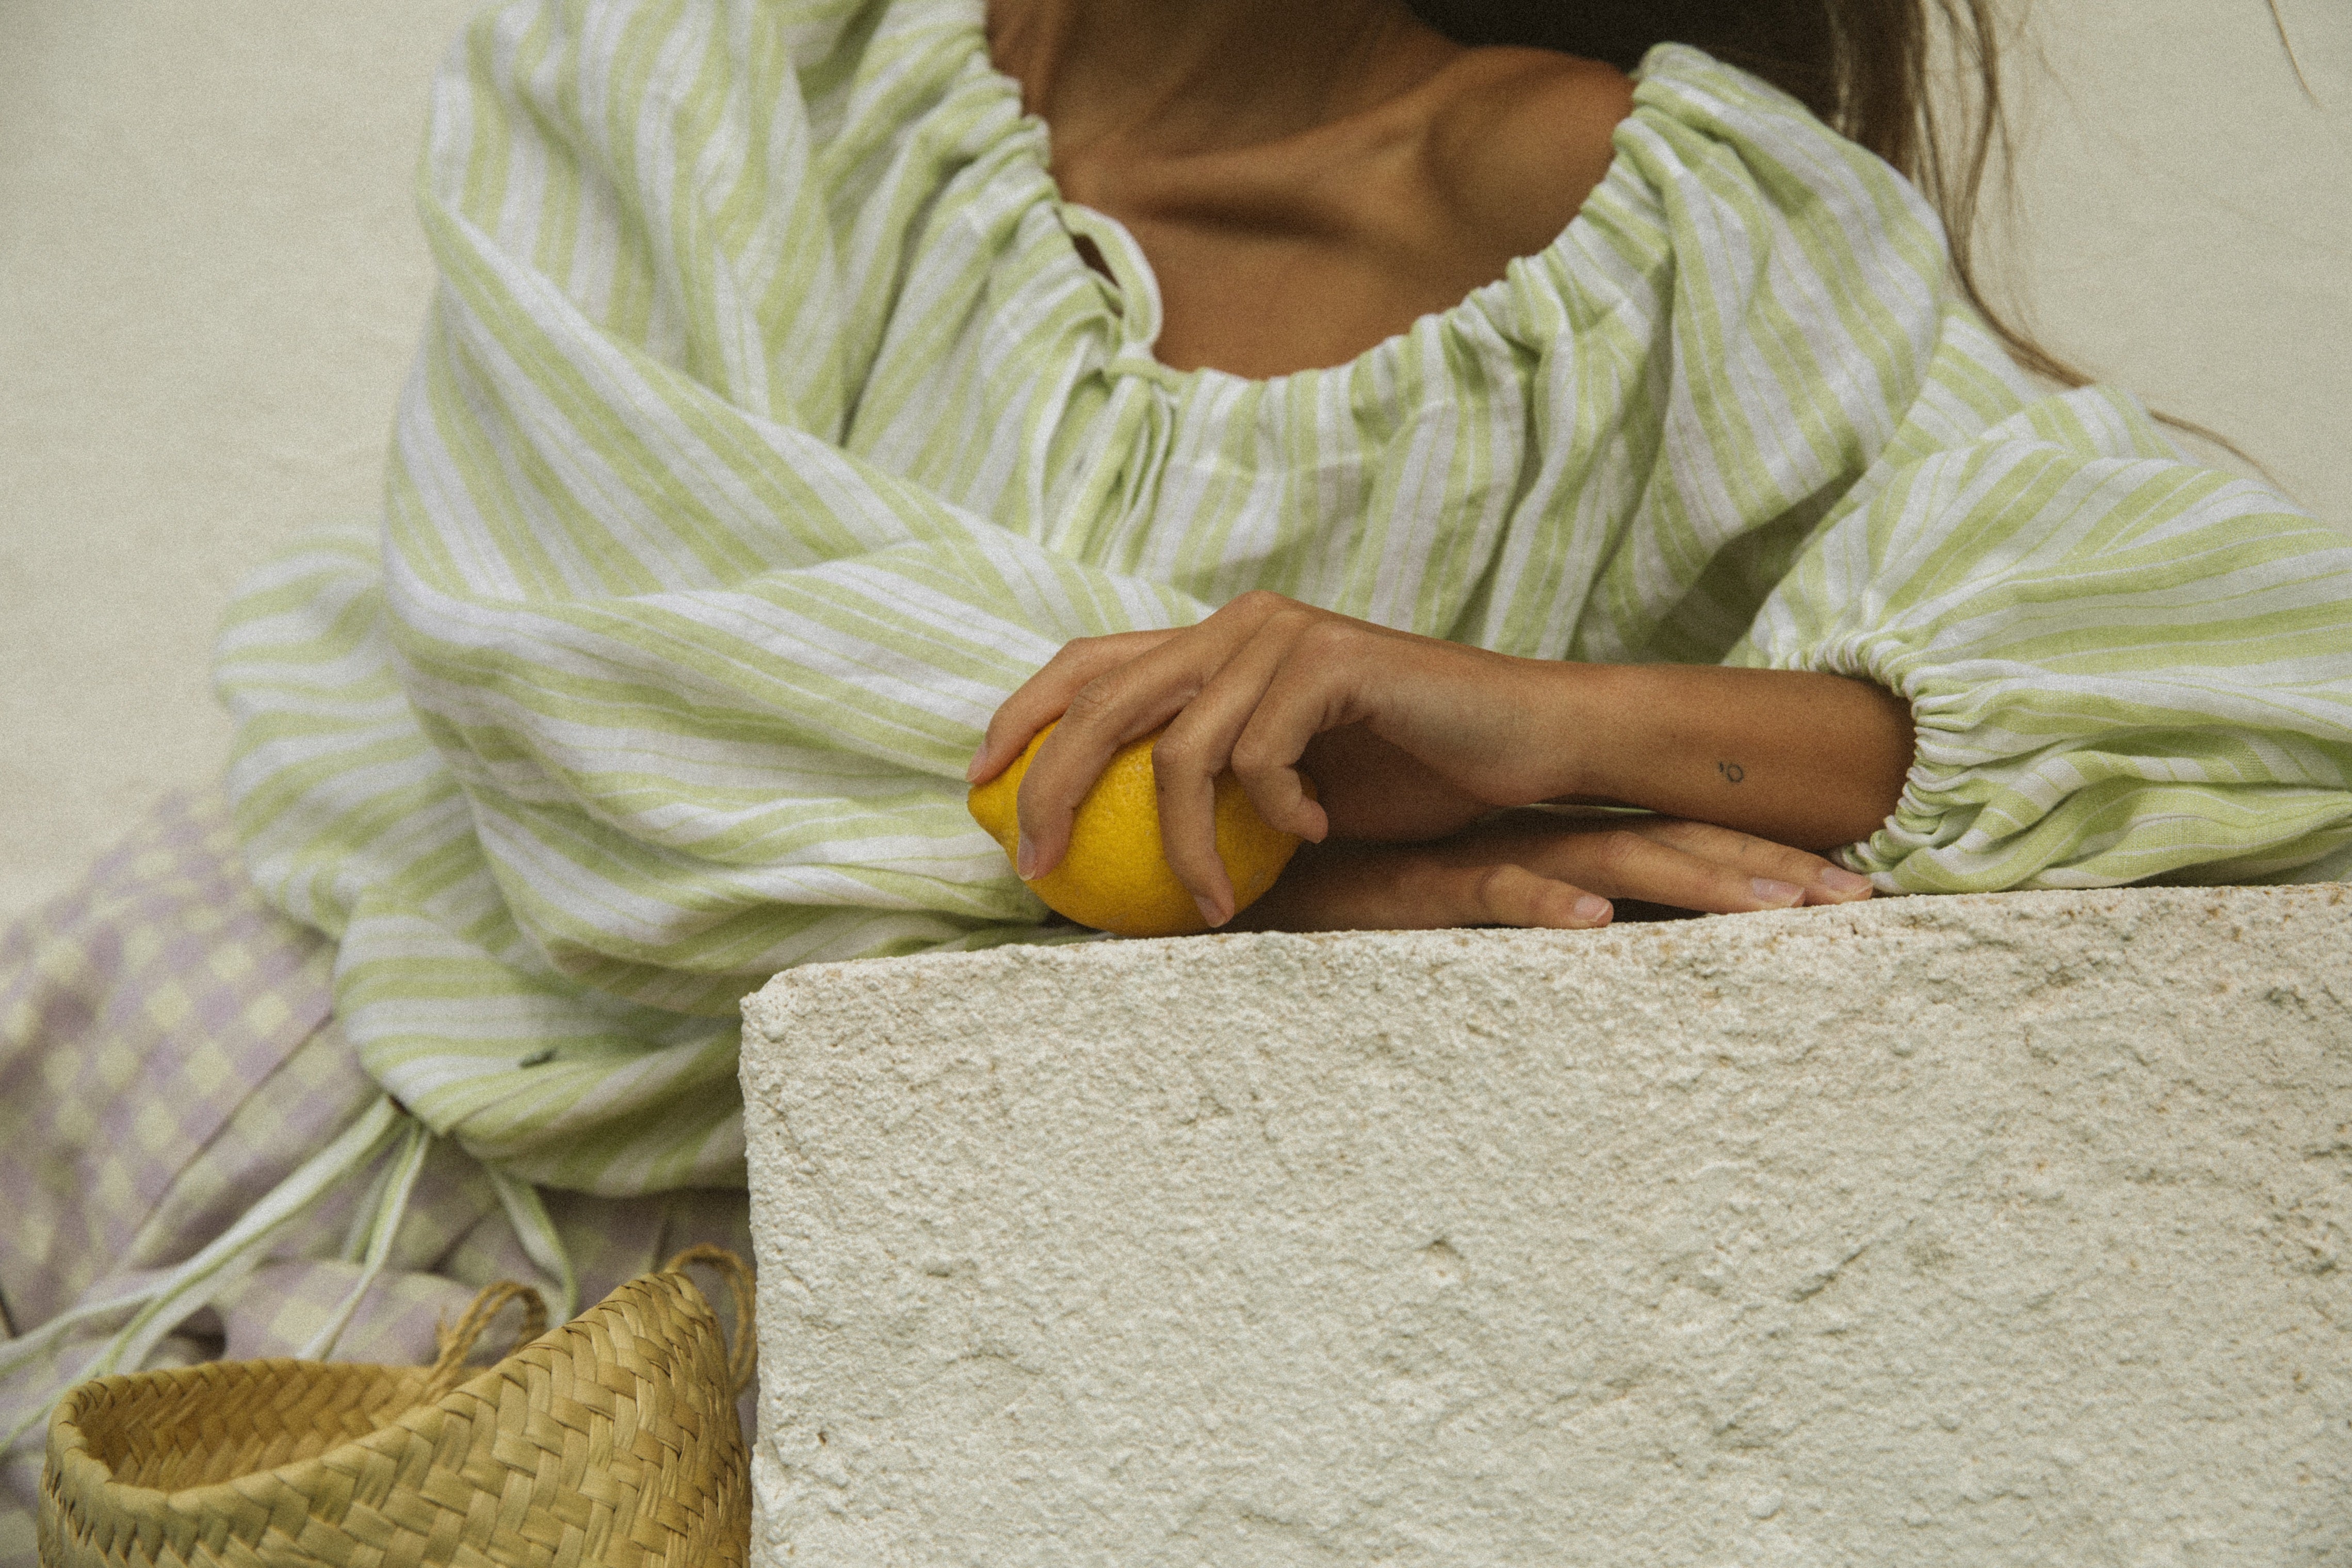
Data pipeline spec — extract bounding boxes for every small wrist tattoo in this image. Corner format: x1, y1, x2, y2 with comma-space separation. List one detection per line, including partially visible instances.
1716, 761, 1746, 784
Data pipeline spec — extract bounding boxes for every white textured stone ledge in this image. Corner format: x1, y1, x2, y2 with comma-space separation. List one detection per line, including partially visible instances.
741, 885, 2352, 1565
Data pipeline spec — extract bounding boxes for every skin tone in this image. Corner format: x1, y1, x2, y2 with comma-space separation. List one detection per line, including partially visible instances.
974, 0, 1918, 931
992, 0, 1633, 373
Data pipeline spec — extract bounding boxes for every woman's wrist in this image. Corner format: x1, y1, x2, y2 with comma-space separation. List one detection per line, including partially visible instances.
1525, 660, 1913, 852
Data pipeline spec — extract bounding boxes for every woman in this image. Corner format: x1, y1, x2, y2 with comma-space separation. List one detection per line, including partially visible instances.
967, 0, 2348, 930
972, 0, 1915, 931
5, 0, 2348, 1522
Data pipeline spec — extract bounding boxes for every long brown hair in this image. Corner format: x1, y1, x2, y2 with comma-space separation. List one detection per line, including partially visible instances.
1406, 0, 2281, 464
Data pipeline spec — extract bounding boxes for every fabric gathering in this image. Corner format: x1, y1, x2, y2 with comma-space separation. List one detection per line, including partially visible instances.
6, 0, 2352, 1541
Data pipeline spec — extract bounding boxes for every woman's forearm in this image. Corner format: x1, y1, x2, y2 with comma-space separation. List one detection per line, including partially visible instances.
983, 598, 1920, 921
1533, 662, 1914, 851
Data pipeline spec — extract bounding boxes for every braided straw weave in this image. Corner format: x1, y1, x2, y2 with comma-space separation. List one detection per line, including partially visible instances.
38, 1246, 756, 1567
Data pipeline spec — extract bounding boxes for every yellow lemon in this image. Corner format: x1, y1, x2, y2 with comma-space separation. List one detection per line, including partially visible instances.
968, 721, 1309, 938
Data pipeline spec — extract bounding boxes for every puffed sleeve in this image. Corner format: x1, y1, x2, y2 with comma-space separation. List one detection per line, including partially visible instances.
1559, 46, 2352, 892
1732, 372, 2352, 891
244, 0, 1199, 995
216, 0, 1197, 1187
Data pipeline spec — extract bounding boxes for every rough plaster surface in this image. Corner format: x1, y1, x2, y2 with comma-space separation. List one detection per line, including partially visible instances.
742, 886, 2352, 1566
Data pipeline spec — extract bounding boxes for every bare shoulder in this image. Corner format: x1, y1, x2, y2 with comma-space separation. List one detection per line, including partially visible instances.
1423, 49, 1636, 260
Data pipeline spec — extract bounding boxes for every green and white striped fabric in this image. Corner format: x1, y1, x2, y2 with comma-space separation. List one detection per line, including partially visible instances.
217, 0, 2352, 1195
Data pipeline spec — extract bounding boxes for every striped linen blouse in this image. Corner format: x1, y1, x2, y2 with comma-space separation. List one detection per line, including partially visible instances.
216, 0, 2352, 1195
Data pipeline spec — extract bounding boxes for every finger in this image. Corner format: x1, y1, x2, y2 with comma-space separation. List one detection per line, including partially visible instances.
1615, 817, 1875, 904
1150, 615, 1320, 924
1012, 679, 1182, 880
1152, 725, 1234, 927
1538, 827, 1813, 915
1455, 862, 1614, 930
1226, 620, 1370, 844
968, 630, 1176, 783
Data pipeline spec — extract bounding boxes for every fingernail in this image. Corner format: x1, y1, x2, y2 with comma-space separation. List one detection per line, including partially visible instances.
1195, 895, 1226, 929
1015, 832, 1037, 879
1819, 865, 1873, 895
1753, 878, 1804, 905
1574, 894, 1611, 925
965, 750, 986, 783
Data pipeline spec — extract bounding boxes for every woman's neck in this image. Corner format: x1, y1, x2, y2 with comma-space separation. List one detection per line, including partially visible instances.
980, 0, 1631, 378
985, 0, 1459, 165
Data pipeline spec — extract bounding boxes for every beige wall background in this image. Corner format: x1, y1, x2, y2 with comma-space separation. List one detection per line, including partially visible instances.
3, 0, 2347, 929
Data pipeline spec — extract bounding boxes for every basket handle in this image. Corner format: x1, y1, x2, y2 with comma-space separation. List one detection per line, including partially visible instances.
666, 1244, 758, 1396
423, 1280, 549, 1399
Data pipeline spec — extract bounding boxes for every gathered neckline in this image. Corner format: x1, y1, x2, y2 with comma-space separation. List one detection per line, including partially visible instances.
956, 1, 1675, 393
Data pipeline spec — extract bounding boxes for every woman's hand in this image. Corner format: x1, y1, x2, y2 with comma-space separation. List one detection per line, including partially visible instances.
967, 591, 1913, 927
968, 593, 1569, 922
1229, 811, 1876, 932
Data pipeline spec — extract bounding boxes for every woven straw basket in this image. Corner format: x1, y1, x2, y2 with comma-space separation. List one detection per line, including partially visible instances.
38, 1245, 755, 1568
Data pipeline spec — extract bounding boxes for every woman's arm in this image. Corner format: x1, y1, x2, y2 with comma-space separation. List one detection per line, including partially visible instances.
1533, 661, 1913, 851
1229, 812, 1878, 932
969, 591, 1911, 925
